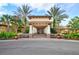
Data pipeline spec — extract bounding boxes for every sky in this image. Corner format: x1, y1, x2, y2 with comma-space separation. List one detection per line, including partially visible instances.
0, 3, 79, 26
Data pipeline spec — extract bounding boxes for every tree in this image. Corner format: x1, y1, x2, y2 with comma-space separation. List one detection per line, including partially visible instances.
14, 4, 32, 33
68, 16, 79, 31
1, 16, 6, 24
10, 16, 19, 33
1, 15, 11, 32
1, 15, 19, 33
47, 5, 68, 29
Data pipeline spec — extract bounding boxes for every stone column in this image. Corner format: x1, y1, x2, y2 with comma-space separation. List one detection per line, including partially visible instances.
47, 25, 50, 38
29, 25, 33, 38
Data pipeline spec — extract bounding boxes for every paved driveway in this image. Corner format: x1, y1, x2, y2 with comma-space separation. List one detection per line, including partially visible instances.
0, 38, 79, 55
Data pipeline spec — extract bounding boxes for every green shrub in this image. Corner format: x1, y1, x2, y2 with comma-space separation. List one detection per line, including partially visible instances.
63, 33, 79, 39
0, 32, 17, 39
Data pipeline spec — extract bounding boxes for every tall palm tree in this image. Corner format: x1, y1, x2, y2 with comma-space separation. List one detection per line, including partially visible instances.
14, 4, 32, 33
47, 5, 68, 29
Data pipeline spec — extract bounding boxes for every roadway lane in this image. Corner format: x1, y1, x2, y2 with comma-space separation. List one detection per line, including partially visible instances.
0, 38, 79, 55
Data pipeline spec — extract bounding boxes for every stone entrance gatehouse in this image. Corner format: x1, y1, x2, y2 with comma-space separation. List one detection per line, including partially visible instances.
28, 16, 52, 38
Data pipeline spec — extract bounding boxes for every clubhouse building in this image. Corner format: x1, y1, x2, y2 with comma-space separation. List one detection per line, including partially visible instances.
28, 16, 52, 38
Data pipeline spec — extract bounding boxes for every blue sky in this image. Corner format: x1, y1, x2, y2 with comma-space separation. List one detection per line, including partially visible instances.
0, 3, 79, 26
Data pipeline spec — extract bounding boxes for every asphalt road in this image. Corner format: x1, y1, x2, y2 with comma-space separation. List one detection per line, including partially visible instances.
0, 38, 79, 55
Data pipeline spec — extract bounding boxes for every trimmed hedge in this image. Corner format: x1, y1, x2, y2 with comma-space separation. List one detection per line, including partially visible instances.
0, 32, 17, 40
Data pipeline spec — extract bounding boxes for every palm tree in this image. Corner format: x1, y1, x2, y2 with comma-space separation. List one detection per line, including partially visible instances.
10, 16, 19, 33
1, 16, 6, 24
17, 19, 23, 32
14, 4, 32, 33
1, 15, 11, 32
47, 5, 68, 29
68, 16, 79, 32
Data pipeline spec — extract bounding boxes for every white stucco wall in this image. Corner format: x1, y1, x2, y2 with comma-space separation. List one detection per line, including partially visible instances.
47, 25, 50, 34
44, 26, 47, 34
32, 26, 37, 34
44, 25, 50, 34
29, 25, 32, 34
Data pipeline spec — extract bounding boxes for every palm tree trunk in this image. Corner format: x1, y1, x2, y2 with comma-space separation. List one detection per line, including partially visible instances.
57, 23, 60, 34
23, 24, 26, 33
23, 16, 27, 33
15, 25, 18, 33
7, 20, 10, 32
53, 19, 56, 29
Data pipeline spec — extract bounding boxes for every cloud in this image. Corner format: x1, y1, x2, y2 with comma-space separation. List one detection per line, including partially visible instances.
0, 12, 6, 16
0, 0, 79, 3
27, 3, 55, 15
29, 3, 54, 10
0, 4, 8, 15
60, 18, 71, 26
0, 0, 53, 3
58, 3, 76, 13
0, 3, 18, 16
14, 3, 55, 10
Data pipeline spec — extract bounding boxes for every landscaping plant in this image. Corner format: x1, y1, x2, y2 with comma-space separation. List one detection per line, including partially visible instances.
63, 33, 79, 40
0, 32, 17, 40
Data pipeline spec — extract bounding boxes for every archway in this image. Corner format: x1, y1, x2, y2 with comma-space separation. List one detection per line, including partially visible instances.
28, 16, 52, 38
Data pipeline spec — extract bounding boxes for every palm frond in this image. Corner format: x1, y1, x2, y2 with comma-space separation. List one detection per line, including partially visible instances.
47, 5, 68, 28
